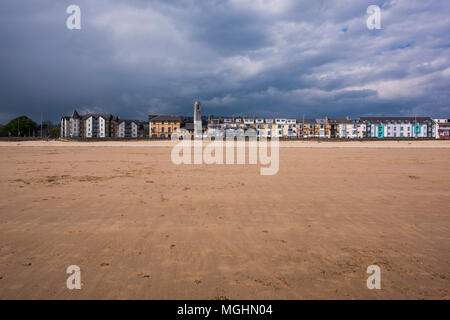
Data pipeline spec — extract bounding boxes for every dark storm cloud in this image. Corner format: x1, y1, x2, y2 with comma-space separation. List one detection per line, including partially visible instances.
0, 0, 449, 123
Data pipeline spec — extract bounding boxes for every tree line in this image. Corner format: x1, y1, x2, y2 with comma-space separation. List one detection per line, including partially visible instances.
0, 116, 60, 137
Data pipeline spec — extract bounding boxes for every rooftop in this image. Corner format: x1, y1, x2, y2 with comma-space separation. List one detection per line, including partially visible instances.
149, 114, 182, 122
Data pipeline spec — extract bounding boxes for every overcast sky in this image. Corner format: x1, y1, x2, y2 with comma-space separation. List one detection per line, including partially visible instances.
0, 0, 449, 123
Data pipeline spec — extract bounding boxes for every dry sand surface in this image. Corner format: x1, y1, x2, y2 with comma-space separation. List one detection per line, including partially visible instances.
0, 140, 449, 299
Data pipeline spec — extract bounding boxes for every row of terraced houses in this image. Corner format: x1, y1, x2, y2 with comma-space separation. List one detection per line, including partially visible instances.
207, 116, 450, 139
61, 108, 450, 139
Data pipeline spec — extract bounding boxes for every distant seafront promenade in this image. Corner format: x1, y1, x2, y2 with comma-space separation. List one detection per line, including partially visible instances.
1, 139, 450, 148
60, 105, 450, 140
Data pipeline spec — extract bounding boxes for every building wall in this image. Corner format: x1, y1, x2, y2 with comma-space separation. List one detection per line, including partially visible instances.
297, 125, 303, 138
99, 117, 106, 138
315, 123, 329, 138
335, 121, 364, 139
273, 124, 282, 137
60, 119, 64, 137
69, 118, 80, 137
131, 122, 138, 138
365, 120, 435, 139
61, 118, 70, 138
118, 121, 139, 138
150, 121, 181, 138
118, 122, 125, 138
85, 117, 93, 138
302, 124, 314, 138
433, 119, 450, 139
111, 121, 118, 138
357, 124, 366, 138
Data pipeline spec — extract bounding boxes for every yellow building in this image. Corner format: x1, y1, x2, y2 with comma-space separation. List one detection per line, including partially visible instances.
314, 118, 331, 138
300, 120, 316, 138
149, 115, 182, 139
271, 123, 279, 138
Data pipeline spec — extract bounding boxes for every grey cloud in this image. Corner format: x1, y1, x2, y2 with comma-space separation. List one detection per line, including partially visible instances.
0, 0, 449, 124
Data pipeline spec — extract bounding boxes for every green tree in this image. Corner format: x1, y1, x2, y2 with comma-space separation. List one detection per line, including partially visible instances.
49, 127, 60, 138
2, 116, 38, 137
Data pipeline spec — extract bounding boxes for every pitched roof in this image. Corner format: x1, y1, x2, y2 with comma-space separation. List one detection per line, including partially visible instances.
296, 118, 316, 124
360, 117, 432, 122
81, 113, 118, 121
328, 118, 352, 124
315, 119, 328, 124
149, 114, 182, 122
119, 119, 139, 124
71, 110, 81, 118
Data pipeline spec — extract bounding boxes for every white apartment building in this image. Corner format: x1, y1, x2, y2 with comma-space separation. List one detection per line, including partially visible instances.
284, 119, 297, 138
61, 110, 81, 138
61, 110, 120, 138
337, 122, 359, 139
118, 120, 139, 138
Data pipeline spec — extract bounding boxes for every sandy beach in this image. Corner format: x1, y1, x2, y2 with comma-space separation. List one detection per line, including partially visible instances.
0, 140, 449, 299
